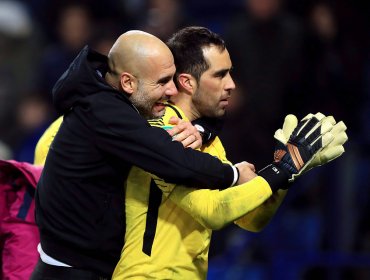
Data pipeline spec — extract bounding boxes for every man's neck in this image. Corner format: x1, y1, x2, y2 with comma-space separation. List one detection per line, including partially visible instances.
171, 92, 200, 121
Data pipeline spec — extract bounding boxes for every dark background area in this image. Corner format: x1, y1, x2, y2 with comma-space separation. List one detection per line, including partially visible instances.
0, 0, 369, 279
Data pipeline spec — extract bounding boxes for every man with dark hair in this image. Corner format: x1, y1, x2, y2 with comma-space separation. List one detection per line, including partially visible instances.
112, 27, 347, 279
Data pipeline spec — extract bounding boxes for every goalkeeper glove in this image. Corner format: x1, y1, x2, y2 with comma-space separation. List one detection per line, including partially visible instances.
308, 120, 347, 168
259, 113, 338, 191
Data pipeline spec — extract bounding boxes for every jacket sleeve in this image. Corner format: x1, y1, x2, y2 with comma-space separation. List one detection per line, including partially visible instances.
86, 94, 235, 189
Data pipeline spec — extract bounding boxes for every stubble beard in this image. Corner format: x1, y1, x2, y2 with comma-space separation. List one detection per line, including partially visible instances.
193, 89, 225, 119
130, 86, 158, 120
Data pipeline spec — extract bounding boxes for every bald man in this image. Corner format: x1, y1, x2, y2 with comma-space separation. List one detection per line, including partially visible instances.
31, 31, 252, 279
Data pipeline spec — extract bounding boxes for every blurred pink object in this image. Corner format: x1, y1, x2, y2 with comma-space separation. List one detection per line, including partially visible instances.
0, 160, 42, 280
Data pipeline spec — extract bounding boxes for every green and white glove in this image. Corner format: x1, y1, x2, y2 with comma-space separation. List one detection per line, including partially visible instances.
259, 113, 344, 191
308, 120, 347, 168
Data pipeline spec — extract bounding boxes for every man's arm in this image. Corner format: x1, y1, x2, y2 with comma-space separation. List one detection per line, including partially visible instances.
36, 105, 238, 189
87, 94, 238, 189
233, 189, 287, 232
161, 176, 273, 230
235, 113, 348, 231
152, 161, 284, 231
150, 133, 275, 231
35, 114, 274, 232
152, 113, 347, 231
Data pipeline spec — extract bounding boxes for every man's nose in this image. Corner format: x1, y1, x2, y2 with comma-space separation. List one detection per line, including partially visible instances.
165, 80, 178, 97
226, 74, 236, 91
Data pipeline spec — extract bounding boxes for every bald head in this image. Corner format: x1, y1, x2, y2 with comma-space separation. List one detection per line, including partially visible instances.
107, 30, 174, 80
104, 30, 177, 119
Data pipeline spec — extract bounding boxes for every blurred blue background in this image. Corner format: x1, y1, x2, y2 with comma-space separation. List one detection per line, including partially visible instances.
0, 0, 369, 279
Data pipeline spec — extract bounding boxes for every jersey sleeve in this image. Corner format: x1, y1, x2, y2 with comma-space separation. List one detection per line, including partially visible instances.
166, 176, 273, 230
234, 189, 287, 232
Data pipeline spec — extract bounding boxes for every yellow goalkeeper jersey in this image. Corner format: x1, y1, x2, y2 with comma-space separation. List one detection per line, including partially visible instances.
112, 105, 273, 280
34, 116, 63, 165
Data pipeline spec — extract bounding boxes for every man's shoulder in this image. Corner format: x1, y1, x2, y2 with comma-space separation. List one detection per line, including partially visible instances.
85, 91, 142, 122
34, 116, 64, 165
87, 90, 131, 108
201, 136, 228, 162
148, 104, 186, 128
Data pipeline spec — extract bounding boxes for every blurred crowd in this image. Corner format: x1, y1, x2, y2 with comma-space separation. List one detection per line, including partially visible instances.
0, 0, 369, 279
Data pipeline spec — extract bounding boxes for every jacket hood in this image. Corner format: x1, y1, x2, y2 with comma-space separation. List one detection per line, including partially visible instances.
52, 46, 115, 114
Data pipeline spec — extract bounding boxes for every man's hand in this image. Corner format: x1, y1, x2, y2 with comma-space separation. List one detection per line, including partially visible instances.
235, 161, 257, 184
273, 113, 347, 180
259, 112, 347, 192
166, 116, 202, 149
308, 120, 347, 168
272, 113, 336, 181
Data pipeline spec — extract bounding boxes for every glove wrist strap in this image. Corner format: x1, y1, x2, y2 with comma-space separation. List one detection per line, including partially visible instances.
258, 163, 291, 192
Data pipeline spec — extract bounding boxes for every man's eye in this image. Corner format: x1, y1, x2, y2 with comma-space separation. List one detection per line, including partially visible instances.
216, 71, 228, 78
158, 77, 172, 85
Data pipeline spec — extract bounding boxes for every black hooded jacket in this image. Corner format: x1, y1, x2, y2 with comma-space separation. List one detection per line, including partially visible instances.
35, 46, 235, 276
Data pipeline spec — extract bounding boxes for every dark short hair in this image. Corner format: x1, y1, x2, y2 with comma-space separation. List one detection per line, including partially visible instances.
167, 26, 226, 85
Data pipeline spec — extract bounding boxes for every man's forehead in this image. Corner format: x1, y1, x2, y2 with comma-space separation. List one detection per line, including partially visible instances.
141, 60, 175, 85
140, 52, 174, 74
203, 47, 232, 71
153, 56, 176, 76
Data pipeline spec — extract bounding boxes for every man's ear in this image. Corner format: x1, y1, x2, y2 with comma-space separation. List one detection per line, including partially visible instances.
120, 72, 137, 95
177, 73, 196, 94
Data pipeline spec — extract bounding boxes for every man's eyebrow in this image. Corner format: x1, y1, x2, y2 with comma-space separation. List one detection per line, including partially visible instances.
157, 75, 173, 84
213, 68, 230, 77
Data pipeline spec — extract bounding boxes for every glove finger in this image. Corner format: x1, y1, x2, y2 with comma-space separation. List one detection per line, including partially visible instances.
282, 114, 298, 139
305, 125, 322, 145
294, 116, 320, 138
305, 116, 335, 145
325, 122, 347, 148
321, 131, 334, 148
301, 112, 325, 122
331, 121, 347, 135
313, 112, 326, 121
301, 113, 314, 121
295, 112, 327, 138
274, 129, 288, 144
321, 116, 336, 133
319, 145, 345, 163
328, 131, 348, 147
311, 131, 334, 153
